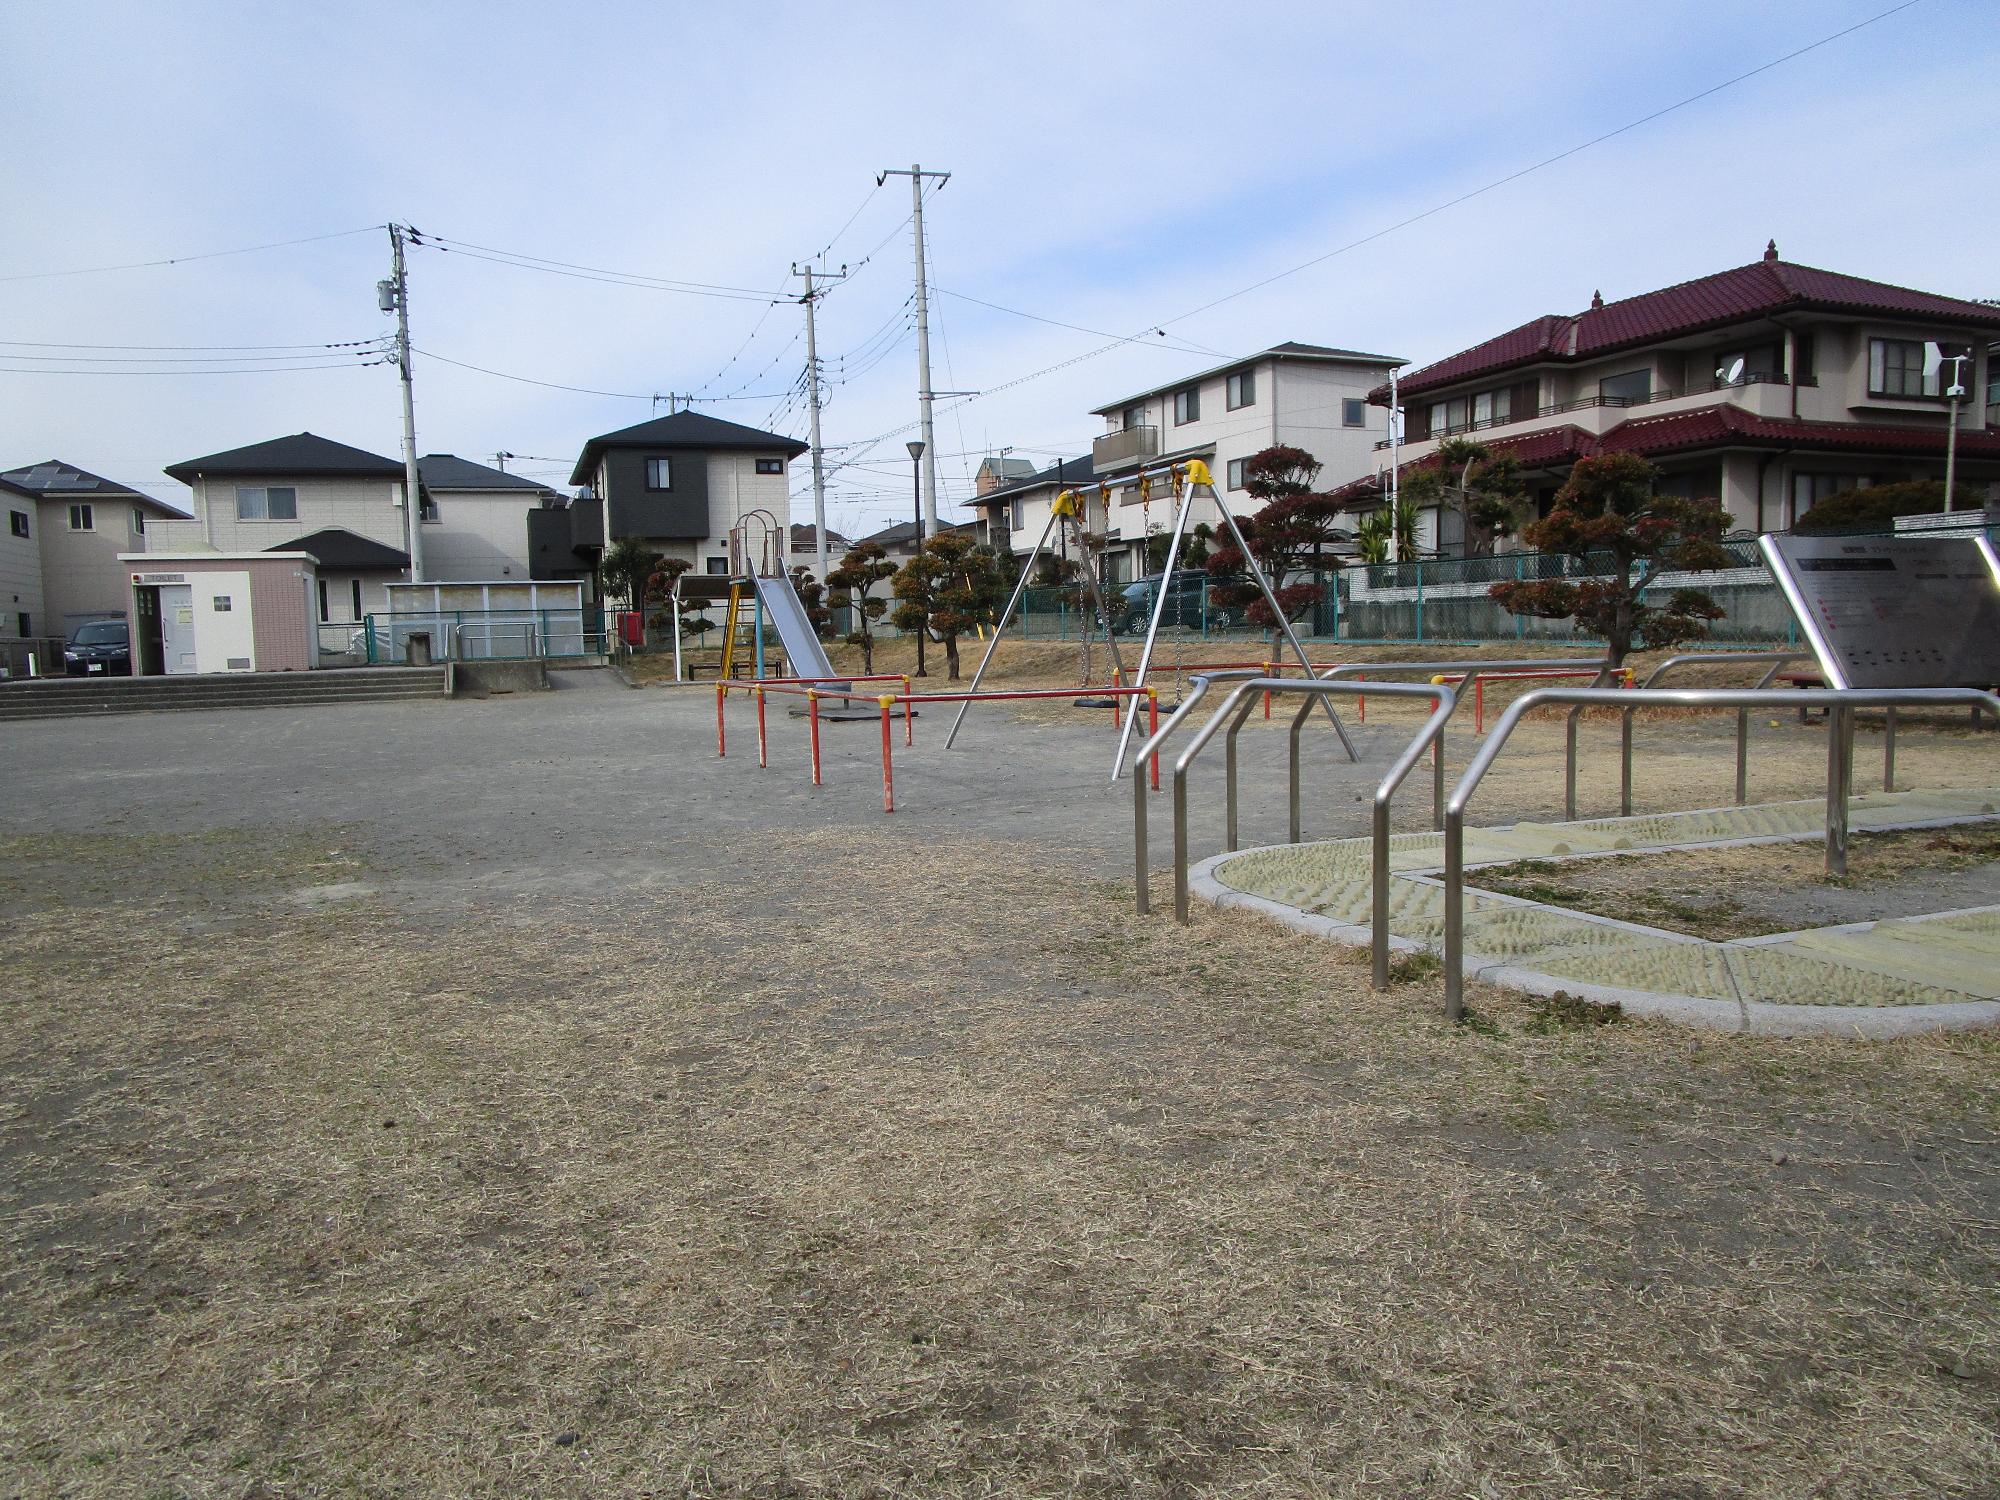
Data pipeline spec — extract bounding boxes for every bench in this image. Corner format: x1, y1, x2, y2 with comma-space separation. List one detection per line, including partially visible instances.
1776, 668, 1988, 728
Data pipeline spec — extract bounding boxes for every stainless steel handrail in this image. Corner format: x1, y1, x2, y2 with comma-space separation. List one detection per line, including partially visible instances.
1444, 685, 2000, 1020
1131, 670, 1266, 916
1162, 677, 1457, 992
1318, 657, 1608, 820
1600, 650, 1814, 814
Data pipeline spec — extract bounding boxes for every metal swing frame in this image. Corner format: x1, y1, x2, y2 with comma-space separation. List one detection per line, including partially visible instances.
944, 488, 1132, 748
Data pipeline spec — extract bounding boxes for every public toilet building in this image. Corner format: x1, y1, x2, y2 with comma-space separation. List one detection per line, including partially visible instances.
118, 551, 319, 675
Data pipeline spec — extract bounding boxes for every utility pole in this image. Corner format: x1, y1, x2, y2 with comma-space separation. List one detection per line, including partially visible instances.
878, 163, 950, 534
1942, 353, 1970, 509
792, 260, 848, 582
383, 224, 425, 583
1386, 365, 1401, 565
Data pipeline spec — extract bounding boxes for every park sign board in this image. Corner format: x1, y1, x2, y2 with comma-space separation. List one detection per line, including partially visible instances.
1760, 531, 2000, 689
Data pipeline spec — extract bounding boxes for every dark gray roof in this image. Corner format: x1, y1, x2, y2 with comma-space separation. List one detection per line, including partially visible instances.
569, 410, 808, 485
1090, 342, 1407, 415
2, 460, 154, 505
966, 455, 1094, 507
271, 527, 410, 571
417, 453, 553, 492
855, 518, 975, 548
789, 522, 854, 548
166, 432, 402, 483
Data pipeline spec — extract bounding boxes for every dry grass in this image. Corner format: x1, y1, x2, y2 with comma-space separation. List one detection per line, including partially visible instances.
3, 818, 1999, 1497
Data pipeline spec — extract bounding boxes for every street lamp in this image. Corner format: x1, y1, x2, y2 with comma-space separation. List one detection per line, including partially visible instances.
906, 439, 927, 678
1941, 353, 1970, 511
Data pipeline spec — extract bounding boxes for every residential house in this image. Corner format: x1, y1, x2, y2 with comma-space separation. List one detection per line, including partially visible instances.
963, 455, 1097, 573
156, 432, 414, 628
1086, 342, 1405, 578
972, 454, 1038, 494
416, 454, 558, 582
851, 517, 977, 565
1357, 243, 2000, 549
788, 522, 853, 573
0, 461, 185, 641
567, 411, 805, 589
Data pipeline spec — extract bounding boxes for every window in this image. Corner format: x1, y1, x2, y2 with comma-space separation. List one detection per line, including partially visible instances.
1470, 388, 1512, 427
1009, 500, 1022, 531
705, 555, 729, 575
1599, 369, 1652, 404
15, 611, 28, 637
8, 510, 26, 539
1793, 473, 1869, 517
212, 595, 233, 612
646, 457, 674, 490
1173, 387, 1200, 425
1121, 404, 1147, 433
1226, 458, 1247, 491
755, 457, 784, 475
318, 578, 329, 622
1711, 344, 1778, 385
69, 503, 94, 531
419, 493, 439, 522
131, 506, 146, 534
1342, 398, 1367, 428
1429, 396, 1470, 434
1868, 338, 1963, 399
235, 486, 297, 521
1225, 371, 1255, 410
351, 579, 362, 619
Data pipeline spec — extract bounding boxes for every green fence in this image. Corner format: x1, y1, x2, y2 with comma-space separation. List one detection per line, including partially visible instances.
1005, 540, 1800, 647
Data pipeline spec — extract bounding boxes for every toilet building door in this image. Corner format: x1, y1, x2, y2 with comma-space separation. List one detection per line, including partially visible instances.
159, 584, 197, 674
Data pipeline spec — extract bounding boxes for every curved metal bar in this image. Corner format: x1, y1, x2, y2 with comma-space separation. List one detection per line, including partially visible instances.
1169, 678, 1457, 981
1616, 650, 1814, 812
1444, 685, 2000, 1021
1131, 670, 1264, 915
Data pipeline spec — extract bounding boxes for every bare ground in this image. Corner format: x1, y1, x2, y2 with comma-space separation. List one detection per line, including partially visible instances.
4, 783, 1999, 1497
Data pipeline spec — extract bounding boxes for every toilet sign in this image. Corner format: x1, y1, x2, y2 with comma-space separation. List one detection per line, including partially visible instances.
1760, 531, 2000, 689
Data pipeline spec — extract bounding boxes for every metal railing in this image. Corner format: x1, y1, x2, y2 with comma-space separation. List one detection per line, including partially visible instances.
1442, 685, 2000, 1019
1375, 372, 1814, 449
1135, 676, 1458, 992
1601, 650, 1813, 815
0, 636, 74, 679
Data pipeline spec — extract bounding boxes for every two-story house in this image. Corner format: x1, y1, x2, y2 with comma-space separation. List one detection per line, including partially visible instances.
1357, 244, 2000, 546
416, 454, 558, 582
157, 432, 416, 628
567, 411, 804, 586
1085, 342, 1405, 578
963, 455, 1097, 574
0, 461, 186, 643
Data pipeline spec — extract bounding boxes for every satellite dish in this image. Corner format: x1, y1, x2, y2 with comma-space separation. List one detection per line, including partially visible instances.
1717, 356, 1746, 385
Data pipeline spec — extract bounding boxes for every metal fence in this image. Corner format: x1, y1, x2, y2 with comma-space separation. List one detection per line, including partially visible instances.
325, 609, 603, 666
0, 636, 73, 679
1000, 540, 1800, 647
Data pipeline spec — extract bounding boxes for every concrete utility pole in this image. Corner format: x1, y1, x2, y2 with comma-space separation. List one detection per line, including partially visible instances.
878, 163, 950, 534
793, 260, 848, 582
1386, 365, 1402, 565
385, 224, 425, 583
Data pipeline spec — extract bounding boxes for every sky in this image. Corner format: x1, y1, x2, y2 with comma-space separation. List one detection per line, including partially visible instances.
4, 0, 1996, 537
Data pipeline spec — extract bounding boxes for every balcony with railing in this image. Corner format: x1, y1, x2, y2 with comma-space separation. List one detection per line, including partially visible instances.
1093, 424, 1160, 471
1376, 372, 1816, 450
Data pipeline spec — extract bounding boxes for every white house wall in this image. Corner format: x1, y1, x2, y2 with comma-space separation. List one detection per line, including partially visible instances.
37, 495, 158, 628
0, 503, 46, 640
153, 475, 410, 555
422, 490, 541, 581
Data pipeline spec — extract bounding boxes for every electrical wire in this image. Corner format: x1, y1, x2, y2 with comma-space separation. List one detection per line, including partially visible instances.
0, 360, 385, 376
412, 232, 785, 301
414, 347, 794, 401
933, 288, 1229, 360
0, 336, 384, 352
0, 225, 384, 283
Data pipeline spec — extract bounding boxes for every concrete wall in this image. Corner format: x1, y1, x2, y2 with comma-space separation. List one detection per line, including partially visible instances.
0, 502, 46, 640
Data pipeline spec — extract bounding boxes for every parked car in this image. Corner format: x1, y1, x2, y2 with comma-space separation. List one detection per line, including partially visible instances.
1114, 570, 1237, 634
63, 618, 131, 676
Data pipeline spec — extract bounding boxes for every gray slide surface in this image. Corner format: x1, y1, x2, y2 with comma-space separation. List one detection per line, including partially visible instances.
752, 573, 841, 682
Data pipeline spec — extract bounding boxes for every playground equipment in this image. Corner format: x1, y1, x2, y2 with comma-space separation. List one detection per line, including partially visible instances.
945, 487, 1130, 748
1442, 684, 2000, 1020
1130, 675, 1457, 989
1110, 459, 1356, 780
665, 509, 843, 684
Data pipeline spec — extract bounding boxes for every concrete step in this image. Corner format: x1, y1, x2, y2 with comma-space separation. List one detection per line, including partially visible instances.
0, 668, 448, 721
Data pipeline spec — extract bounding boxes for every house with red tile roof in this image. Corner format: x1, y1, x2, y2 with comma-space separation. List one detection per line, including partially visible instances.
1343, 243, 2000, 548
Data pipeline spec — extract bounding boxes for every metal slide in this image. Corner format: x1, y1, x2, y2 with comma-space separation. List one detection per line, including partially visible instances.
751, 572, 842, 683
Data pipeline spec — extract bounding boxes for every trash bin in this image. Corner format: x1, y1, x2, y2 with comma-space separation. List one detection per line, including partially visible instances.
406, 631, 433, 667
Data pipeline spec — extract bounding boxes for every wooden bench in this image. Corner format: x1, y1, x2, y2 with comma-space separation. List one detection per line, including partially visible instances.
1776, 668, 1989, 728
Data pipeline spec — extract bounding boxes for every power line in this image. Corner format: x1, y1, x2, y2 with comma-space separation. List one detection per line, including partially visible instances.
412, 232, 786, 301
0, 360, 385, 376
0, 225, 383, 283
414, 347, 794, 401
0, 347, 385, 365
1162, 0, 1926, 328
0, 336, 384, 352
934, 287, 1228, 360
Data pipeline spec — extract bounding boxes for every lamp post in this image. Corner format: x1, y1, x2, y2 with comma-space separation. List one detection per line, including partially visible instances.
907, 439, 927, 678
1942, 353, 1970, 511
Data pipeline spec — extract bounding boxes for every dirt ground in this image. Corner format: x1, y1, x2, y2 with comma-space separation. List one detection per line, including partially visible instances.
2, 662, 1998, 1497
1476, 825, 2000, 941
